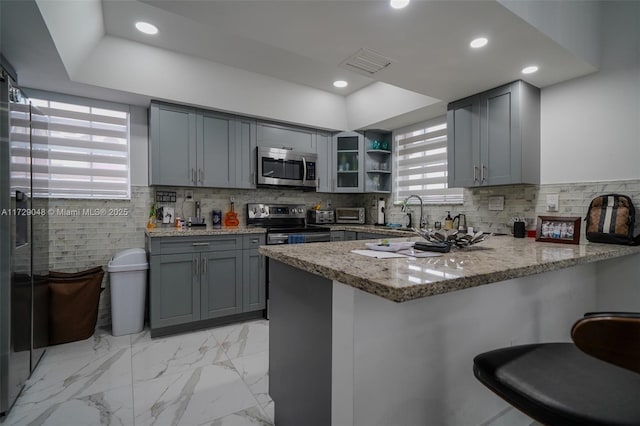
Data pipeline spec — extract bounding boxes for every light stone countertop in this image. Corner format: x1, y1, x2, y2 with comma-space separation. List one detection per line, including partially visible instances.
326, 224, 417, 236
259, 236, 640, 302
145, 226, 266, 237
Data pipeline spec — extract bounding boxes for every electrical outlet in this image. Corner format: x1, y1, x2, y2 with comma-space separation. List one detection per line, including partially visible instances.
547, 194, 559, 212
325, 198, 333, 209
185, 190, 194, 201
230, 195, 235, 203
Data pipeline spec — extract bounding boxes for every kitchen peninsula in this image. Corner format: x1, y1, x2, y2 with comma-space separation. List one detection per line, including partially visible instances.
260, 237, 640, 426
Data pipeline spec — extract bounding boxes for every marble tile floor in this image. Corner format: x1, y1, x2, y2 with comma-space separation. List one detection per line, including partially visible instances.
3, 316, 542, 426
3, 319, 273, 426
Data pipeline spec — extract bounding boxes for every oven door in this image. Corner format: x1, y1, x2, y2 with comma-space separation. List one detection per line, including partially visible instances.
267, 231, 331, 245
257, 147, 317, 188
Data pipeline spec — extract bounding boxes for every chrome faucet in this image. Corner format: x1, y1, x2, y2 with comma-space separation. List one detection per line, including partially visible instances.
401, 194, 426, 229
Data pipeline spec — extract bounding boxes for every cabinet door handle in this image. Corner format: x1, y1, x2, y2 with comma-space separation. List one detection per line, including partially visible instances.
251, 172, 255, 185
194, 257, 199, 275
199, 169, 204, 183
473, 165, 478, 182
202, 256, 207, 275
250, 238, 259, 244
481, 164, 486, 182
192, 242, 210, 246
281, 146, 294, 150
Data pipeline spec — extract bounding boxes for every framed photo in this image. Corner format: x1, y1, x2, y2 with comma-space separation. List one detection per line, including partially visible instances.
535, 216, 581, 245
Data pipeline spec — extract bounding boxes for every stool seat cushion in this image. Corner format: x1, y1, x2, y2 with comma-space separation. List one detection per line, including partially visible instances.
473, 343, 640, 426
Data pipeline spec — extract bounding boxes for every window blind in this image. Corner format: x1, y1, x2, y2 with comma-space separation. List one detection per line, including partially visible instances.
18, 97, 131, 199
393, 116, 463, 204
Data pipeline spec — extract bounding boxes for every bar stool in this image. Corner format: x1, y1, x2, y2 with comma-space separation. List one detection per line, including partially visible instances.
473, 312, 640, 426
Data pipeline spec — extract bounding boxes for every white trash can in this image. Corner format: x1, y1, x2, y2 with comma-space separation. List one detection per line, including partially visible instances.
107, 248, 148, 336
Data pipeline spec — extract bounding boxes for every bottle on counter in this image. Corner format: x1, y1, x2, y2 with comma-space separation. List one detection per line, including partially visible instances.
444, 211, 454, 230
146, 203, 157, 229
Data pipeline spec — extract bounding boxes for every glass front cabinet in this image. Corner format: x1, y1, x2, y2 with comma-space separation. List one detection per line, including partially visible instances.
331, 130, 392, 193
333, 131, 364, 193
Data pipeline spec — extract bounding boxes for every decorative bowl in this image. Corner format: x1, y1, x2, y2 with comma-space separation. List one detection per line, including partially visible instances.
411, 228, 491, 249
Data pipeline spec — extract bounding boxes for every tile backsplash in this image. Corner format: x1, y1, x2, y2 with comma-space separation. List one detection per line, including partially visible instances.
367, 179, 640, 236
48, 179, 640, 328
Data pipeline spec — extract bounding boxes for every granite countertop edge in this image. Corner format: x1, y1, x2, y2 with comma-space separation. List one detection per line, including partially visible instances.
146, 226, 266, 237
259, 242, 640, 302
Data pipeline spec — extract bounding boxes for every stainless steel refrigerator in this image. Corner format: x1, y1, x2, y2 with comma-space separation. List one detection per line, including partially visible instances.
0, 61, 49, 417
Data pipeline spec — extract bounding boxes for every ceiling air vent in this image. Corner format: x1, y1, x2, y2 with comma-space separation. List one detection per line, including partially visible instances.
341, 48, 394, 75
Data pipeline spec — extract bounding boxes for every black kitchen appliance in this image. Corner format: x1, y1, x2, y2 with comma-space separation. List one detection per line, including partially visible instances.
246, 203, 331, 244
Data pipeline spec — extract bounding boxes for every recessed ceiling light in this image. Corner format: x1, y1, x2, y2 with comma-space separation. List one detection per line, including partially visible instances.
135, 21, 158, 35
390, 0, 410, 9
470, 37, 488, 49
522, 65, 539, 74
333, 80, 348, 88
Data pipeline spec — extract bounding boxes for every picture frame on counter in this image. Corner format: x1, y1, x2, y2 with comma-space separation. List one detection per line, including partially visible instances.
535, 216, 581, 245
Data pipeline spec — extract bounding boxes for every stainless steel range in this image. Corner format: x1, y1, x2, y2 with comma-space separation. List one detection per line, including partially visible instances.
246, 203, 331, 244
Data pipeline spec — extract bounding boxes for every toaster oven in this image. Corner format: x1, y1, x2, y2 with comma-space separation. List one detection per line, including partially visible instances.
307, 209, 335, 224
335, 207, 365, 224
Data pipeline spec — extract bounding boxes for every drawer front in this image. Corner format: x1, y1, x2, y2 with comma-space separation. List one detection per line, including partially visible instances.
150, 236, 241, 255
243, 234, 266, 249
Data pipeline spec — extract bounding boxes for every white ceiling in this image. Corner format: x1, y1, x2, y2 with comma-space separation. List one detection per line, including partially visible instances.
2, 0, 601, 130
110, 0, 597, 100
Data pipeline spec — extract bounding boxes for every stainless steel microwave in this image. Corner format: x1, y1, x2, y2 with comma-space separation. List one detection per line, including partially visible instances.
257, 147, 317, 189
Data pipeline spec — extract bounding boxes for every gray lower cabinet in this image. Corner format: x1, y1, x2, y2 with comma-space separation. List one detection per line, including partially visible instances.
357, 232, 394, 240
345, 231, 357, 241
149, 253, 200, 328
201, 250, 243, 319
242, 234, 266, 311
330, 231, 345, 241
243, 249, 266, 311
147, 234, 266, 333
447, 80, 540, 187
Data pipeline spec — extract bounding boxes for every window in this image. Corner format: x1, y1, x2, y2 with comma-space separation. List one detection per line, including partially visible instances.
20, 93, 131, 199
393, 116, 463, 204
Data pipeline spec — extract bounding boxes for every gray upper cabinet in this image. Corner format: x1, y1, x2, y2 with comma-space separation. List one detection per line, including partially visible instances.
149, 102, 197, 186
447, 80, 540, 188
150, 102, 256, 189
256, 121, 317, 153
198, 111, 236, 188
333, 131, 364, 193
447, 96, 479, 188
316, 131, 333, 192
235, 118, 257, 189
